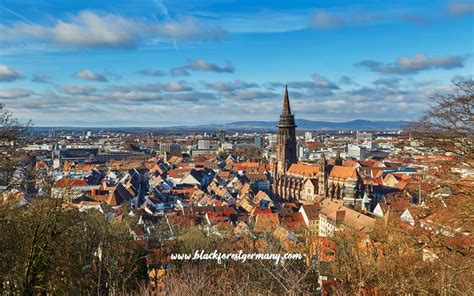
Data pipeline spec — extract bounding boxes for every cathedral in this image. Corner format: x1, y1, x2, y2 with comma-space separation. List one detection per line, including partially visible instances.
272, 87, 365, 203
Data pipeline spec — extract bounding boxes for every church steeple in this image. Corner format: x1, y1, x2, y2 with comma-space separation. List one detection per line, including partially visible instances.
281, 85, 291, 116
278, 85, 296, 128
276, 86, 297, 174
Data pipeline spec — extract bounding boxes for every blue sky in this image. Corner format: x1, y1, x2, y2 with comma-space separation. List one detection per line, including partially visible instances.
0, 0, 472, 126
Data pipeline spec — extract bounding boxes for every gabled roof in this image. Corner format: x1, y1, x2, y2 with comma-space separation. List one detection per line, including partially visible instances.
108, 183, 134, 206
239, 183, 252, 197
305, 178, 319, 188
246, 173, 268, 182
281, 212, 307, 231
287, 163, 319, 176
300, 204, 319, 220
255, 191, 271, 203
320, 199, 375, 233
329, 165, 358, 180
54, 178, 89, 187
254, 213, 280, 233
167, 168, 192, 178
217, 170, 231, 180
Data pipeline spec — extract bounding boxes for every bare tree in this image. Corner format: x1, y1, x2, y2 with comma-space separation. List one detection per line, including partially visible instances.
407, 78, 473, 161
0, 103, 30, 143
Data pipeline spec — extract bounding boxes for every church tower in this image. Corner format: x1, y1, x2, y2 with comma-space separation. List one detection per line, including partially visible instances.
277, 86, 297, 174
319, 153, 328, 198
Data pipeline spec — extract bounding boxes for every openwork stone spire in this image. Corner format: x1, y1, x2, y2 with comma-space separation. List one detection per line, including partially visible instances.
278, 85, 297, 128
276, 86, 298, 174
281, 85, 291, 115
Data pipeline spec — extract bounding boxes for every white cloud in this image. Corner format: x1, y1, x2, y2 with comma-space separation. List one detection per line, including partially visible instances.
58, 85, 97, 95
0, 11, 227, 49
32, 74, 51, 83
357, 53, 467, 74
170, 66, 190, 77
170, 59, 235, 76
0, 64, 22, 82
204, 80, 259, 92
75, 69, 108, 82
139, 68, 166, 77
188, 59, 235, 73
0, 88, 32, 99
163, 81, 193, 92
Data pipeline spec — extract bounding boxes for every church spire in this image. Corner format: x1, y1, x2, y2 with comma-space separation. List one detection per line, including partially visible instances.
278, 86, 296, 128
281, 85, 291, 116
276, 86, 297, 176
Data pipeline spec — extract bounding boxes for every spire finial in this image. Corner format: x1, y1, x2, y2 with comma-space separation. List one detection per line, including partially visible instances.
281, 85, 291, 115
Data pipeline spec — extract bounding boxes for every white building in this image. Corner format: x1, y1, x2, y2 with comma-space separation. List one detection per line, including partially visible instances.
319, 199, 375, 237
347, 145, 367, 160
356, 132, 373, 142
198, 139, 211, 150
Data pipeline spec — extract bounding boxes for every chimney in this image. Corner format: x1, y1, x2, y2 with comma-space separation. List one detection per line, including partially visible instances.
336, 210, 346, 224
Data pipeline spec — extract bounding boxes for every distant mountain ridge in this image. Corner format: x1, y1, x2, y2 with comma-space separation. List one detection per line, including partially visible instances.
200, 119, 408, 131
33, 119, 409, 131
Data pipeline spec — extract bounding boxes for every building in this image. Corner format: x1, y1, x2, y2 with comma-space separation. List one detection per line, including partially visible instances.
272, 88, 364, 203
197, 140, 211, 150
276, 86, 297, 174
319, 199, 375, 237
326, 165, 363, 201
347, 144, 367, 160
299, 204, 319, 233
254, 136, 263, 148
356, 132, 373, 142
217, 130, 226, 142
305, 131, 314, 142
272, 87, 301, 200
268, 134, 278, 148
298, 144, 305, 160
160, 143, 181, 155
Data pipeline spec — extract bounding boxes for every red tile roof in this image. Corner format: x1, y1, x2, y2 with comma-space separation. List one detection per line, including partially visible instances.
54, 178, 89, 187
329, 165, 358, 180
287, 163, 319, 176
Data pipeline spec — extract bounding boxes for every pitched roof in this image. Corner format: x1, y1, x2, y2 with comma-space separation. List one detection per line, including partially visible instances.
301, 204, 319, 220
246, 173, 268, 182
54, 178, 89, 187
108, 183, 133, 206
254, 213, 280, 232
287, 163, 319, 176
320, 199, 375, 233
329, 165, 358, 180
281, 212, 307, 231
167, 168, 193, 178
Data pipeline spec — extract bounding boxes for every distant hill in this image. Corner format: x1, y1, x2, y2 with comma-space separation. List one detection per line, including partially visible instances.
32, 119, 409, 132
200, 119, 408, 131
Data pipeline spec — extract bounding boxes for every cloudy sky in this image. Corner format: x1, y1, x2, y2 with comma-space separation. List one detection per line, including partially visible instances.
0, 0, 472, 126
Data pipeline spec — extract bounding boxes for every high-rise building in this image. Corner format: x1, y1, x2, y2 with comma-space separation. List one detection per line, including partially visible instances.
217, 130, 226, 142
254, 136, 263, 148
198, 139, 211, 149
160, 143, 181, 155
276, 86, 297, 174
298, 144, 305, 159
305, 131, 313, 142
